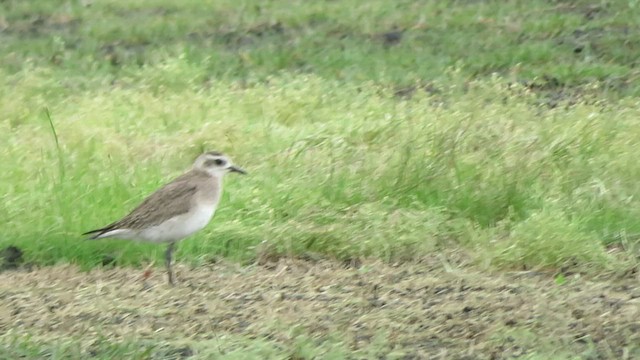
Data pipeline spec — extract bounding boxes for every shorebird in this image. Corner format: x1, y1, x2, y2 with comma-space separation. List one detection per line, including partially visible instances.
83, 151, 246, 285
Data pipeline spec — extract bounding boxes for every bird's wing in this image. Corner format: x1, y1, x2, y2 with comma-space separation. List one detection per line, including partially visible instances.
84, 172, 202, 238
115, 174, 199, 229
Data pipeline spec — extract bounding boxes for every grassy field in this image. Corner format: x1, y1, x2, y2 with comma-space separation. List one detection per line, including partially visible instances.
1, 0, 640, 358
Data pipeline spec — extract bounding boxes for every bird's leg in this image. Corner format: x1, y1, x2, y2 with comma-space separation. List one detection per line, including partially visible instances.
165, 242, 176, 286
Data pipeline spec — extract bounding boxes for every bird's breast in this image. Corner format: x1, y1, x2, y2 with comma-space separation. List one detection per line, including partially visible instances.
189, 204, 217, 230
198, 176, 223, 206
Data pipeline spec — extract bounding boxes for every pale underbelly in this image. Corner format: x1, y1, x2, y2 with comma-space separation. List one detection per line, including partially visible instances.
137, 206, 216, 243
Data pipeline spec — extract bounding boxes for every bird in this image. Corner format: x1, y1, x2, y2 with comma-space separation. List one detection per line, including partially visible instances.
83, 151, 246, 285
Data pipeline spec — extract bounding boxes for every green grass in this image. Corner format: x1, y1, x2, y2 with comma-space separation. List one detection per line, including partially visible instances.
0, 333, 347, 360
1, 0, 640, 274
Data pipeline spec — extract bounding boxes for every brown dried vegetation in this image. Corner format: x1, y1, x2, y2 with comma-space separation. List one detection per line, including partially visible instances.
1, 258, 638, 358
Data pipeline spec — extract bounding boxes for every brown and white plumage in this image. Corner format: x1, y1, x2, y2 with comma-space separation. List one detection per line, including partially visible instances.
83, 151, 246, 285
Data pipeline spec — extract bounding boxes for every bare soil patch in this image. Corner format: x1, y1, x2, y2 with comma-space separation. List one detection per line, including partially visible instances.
0, 259, 638, 359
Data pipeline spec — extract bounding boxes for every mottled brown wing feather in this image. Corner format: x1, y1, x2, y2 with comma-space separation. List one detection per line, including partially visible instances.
114, 173, 199, 229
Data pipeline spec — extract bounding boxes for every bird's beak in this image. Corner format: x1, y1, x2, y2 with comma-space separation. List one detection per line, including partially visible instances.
229, 165, 247, 174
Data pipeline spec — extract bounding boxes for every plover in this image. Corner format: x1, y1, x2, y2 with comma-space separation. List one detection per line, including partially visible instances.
83, 151, 246, 285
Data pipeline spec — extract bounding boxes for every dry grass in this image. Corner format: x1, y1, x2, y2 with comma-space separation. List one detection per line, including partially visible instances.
1, 257, 638, 359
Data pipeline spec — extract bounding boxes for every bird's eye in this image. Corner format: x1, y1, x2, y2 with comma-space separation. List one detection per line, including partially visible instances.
214, 158, 225, 166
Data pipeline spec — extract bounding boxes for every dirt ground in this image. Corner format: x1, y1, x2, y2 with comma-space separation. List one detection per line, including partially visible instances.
0, 257, 638, 359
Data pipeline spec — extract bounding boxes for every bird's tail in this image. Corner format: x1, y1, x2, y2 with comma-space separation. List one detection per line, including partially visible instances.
82, 225, 115, 240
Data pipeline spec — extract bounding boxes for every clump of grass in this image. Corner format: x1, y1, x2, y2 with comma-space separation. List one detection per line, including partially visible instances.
480, 207, 613, 271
